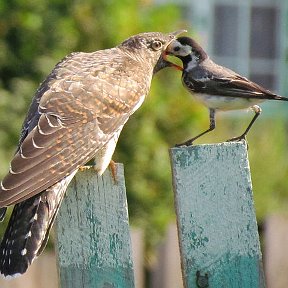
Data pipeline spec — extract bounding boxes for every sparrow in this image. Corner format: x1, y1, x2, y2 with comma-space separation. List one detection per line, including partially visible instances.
0, 30, 186, 278
165, 36, 288, 146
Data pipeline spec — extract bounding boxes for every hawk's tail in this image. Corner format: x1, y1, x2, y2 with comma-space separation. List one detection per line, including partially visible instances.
0, 172, 76, 278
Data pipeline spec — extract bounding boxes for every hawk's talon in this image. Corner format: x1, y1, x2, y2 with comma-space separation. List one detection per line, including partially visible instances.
109, 160, 118, 183
79, 165, 92, 172
79, 163, 117, 183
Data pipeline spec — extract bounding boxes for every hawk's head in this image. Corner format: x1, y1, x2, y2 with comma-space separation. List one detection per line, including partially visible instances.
119, 30, 186, 73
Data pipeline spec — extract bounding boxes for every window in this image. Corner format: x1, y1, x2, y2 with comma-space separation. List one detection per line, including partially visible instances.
249, 6, 279, 90
250, 7, 278, 59
213, 5, 239, 57
212, 2, 281, 91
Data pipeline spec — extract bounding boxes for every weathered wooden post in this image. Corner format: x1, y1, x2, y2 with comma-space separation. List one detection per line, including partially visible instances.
55, 164, 135, 288
170, 141, 266, 288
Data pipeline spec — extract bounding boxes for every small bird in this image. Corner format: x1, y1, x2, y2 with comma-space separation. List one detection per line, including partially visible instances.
165, 36, 288, 146
0, 30, 185, 278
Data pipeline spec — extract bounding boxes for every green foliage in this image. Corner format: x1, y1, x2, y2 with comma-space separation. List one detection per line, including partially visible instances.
248, 117, 288, 218
0, 0, 288, 264
0, 0, 186, 255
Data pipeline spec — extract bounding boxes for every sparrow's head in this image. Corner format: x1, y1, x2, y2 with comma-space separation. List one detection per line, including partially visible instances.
165, 36, 208, 68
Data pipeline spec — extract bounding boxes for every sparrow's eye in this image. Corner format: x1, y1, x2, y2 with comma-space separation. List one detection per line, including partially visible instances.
173, 46, 181, 52
151, 40, 163, 51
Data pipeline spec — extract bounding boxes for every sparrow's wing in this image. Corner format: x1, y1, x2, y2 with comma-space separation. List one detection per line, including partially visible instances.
0, 50, 144, 206
195, 61, 284, 100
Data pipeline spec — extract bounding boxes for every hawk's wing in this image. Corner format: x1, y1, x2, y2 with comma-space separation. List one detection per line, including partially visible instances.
0, 49, 147, 206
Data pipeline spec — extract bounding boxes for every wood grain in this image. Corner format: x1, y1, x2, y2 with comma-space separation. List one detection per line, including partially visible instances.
55, 164, 135, 288
170, 141, 266, 288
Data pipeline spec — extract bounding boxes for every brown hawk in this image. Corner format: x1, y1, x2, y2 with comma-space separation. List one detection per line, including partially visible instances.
0, 30, 185, 277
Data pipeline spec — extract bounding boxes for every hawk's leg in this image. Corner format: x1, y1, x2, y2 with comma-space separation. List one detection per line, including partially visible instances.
79, 161, 118, 183
175, 108, 216, 147
227, 105, 261, 142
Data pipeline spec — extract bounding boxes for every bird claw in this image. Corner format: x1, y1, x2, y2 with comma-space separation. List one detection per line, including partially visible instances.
226, 136, 249, 149
226, 135, 247, 143
79, 162, 118, 183
174, 140, 194, 147
109, 160, 118, 184
79, 165, 92, 172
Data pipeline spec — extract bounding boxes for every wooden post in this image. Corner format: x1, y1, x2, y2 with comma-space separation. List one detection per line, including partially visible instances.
170, 142, 266, 288
265, 214, 288, 288
151, 223, 183, 288
55, 164, 135, 288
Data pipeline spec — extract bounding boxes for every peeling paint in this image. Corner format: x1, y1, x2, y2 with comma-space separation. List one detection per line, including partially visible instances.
170, 141, 265, 287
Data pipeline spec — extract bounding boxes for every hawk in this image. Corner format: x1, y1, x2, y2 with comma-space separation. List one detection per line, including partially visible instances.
165, 36, 288, 146
0, 30, 185, 277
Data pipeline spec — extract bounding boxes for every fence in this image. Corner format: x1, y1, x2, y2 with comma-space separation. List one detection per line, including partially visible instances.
1, 142, 287, 287
55, 141, 265, 287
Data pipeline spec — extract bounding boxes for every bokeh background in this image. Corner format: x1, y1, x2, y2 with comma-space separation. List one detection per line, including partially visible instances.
0, 0, 288, 287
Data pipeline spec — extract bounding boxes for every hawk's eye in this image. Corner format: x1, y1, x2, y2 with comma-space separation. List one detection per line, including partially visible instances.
151, 40, 163, 51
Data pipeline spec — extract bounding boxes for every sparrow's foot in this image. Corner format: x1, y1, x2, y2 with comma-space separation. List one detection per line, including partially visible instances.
175, 139, 194, 147
226, 135, 247, 143
226, 135, 248, 149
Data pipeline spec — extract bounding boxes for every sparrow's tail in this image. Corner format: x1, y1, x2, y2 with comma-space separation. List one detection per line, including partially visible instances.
0, 172, 76, 278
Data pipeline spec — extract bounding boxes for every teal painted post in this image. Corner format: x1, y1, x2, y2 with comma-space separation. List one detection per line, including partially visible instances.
55, 164, 135, 288
170, 142, 266, 288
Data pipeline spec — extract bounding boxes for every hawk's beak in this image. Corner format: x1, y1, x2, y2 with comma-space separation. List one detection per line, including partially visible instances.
153, 55, 171, 74
153, 29, 186, 74
162, 51, 183, 71
153, 51, 183, 74
170, 29, 187, 38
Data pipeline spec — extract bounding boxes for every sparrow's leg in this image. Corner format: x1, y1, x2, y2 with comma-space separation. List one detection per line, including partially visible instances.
227, 105, 262, 142
176, 108, 216, 147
